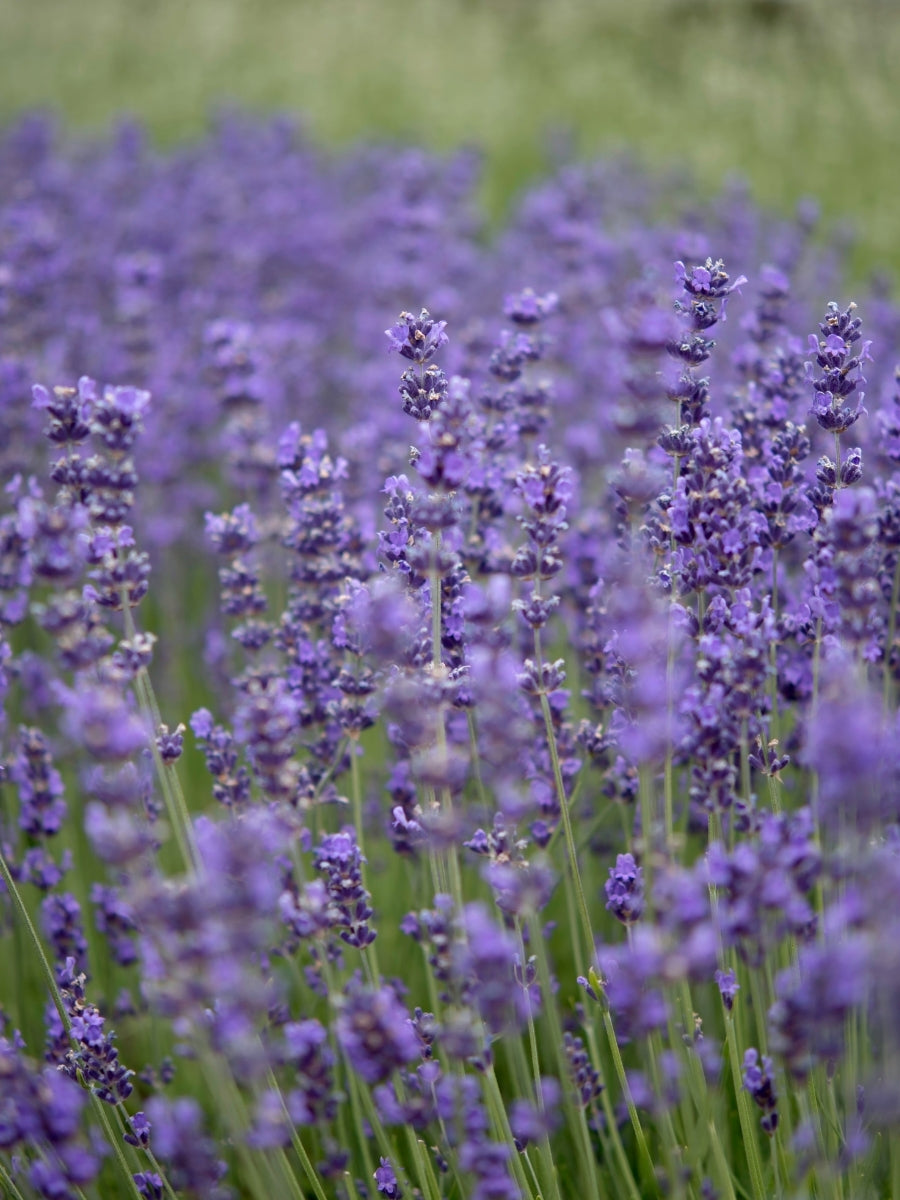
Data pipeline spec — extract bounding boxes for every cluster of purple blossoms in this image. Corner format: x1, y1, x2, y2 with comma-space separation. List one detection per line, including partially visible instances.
742, 1048, 779, 1135
664, 258, 747, 433
402, 897, 537, 1049
313, 828, 376, 949
806, 301, 869, 475
335, 979, 421, 1085
46, 958, 135, 1105
604, 852, 645, 924
0, 1026, 102, 1199
708, 807, 821, 964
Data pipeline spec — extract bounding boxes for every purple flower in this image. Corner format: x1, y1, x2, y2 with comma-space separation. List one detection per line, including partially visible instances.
596, 927, 669, 1042
124, 1111, 151, 1149
801, 662, 897, 836
314, 828, 376, 949
386, 309, 449, 363
50, 960, 134, 1105
62, 685, 148, 763
190, 707, 215, 739
509, 1077, 562, 1149
742, 1048, 779, 1134
10, 726, 67, 836
0, 1033, 101, 1194
91, 883, 138, 967
41, 894, 88, 973
155, 722, 184, 763
458, 1139, 518, 1200
604, 852, 644, 924
374, 1156, 403, 1197
769, 934, 870, 1082
564, 1032, 603, 1107
714, 968, 740, 1012
456, 902, 539, 1034
134, 1172, 164, 1199
84, 801, 154, 867
335, 981, 420, 1084
204, 503, 260, 556
32, 381, 92, 445
674, 259, 748, 303
280, 1019, 336, 1126
143, 1097, 228, 1196
504, 287, 559, 325
233, 674, 300, 801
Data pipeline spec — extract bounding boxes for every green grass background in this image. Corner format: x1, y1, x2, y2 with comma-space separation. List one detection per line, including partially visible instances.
2, 0, 899, 284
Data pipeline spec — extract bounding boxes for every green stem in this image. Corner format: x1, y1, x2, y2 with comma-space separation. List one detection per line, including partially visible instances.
515, 923, 564, 1200
739, 719, 751, 812
531, 931, 610, 1200
723, 1013, 767, 1200
0, 861, 176, 1200
638, 766, 657, 899
645, 1029, 685, 1190
354, 1075, 403, 1182
582, 1021, 642, 1200
403, 1126, 443, 1200
0, 849, 70, 1034
539, 688, 593, 965
268, 1070, 330, 1200
466, 709, 489, 809
143, 1149, 182, 1200
349, 737, 381, 985
88, 1099, 146, 1200
483, 1063, 540, 1200
707, 1117, 739, 1200
122, 594, 199, 873
747, 967, 772, 1059
602, 1010, 657, 1190
521, 1150, 545, 1200
0, 1160, 28, 1200
136, 677, 198, 872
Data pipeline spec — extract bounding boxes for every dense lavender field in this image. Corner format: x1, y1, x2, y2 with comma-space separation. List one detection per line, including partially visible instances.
2, 114, 900, 1200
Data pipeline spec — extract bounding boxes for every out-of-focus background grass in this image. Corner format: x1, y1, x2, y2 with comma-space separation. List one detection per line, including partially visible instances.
1, 0, 898, 282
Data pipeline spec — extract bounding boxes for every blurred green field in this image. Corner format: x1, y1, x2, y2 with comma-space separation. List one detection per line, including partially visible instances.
2, 0, 899, 282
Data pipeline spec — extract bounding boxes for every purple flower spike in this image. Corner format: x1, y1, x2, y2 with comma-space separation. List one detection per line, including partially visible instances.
504, 287, 559, 325
144, 1098, 228, 1195
605, 852, 645, 924
374, 1156, 403, 1198
336, 981, 420, 1084
675, 259, 748, 303
63, 685, 148, 762
714, 968, 740, 1012
385, 309, 448, 363
314, 828, 376, 949
0, 1034, 101, 1194
742, 1048, 779, 1134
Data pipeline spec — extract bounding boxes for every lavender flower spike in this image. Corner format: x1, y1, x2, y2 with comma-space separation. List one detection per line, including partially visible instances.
742, 1048, 779, 1134
385, 309, 449, 363
605, 852, 645, 924
374, 1156, 403, 1198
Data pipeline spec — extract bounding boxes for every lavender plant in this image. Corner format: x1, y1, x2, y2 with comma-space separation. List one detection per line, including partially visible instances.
2, 114, 900, 1200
